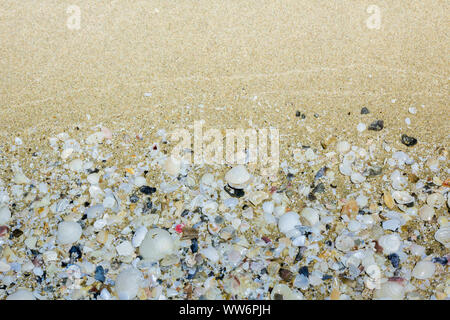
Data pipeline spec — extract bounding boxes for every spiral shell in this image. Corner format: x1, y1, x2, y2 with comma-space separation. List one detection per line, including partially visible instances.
434, 226, 450, 248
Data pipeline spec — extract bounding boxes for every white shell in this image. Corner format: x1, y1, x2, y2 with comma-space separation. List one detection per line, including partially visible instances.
411, 261, 435, 279
139, 228, 175, 261
0, 206, 11, 224
225, 165, 251, 189
434, 226, 450, 248
271, 284, 303, 300
57, 221, 82, 245
132, 226, 148, 247
374, 281, 405, 300
6, 289, 36, 300
164, 156, 181, 176
68, 159, 83, 172
426, 193, 445, 208
418, 205, 435, 221
300, 208, 319, 226
335, 234, 355, 252
278, 212, 301, 234
390, 170, 407, 190
115, 267, 142, 300
201, 246, 220, 263
392, 191, 414, 205
378, 234, 401, 254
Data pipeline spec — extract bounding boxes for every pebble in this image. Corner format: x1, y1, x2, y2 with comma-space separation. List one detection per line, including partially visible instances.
336, 141, 351, 153
401, 134, 417, 146
378, 234, 402, 254
300, 208, 319, 226
201, 246, 219, 263
164, 156, 181, 176
356, 123, 366, 132
139, 228, 175, 261
132, 226, 148, 247
360, 107, 370, 114
418, 205, 435, 221
56, 221, 82, 245
368, 120, 384, 131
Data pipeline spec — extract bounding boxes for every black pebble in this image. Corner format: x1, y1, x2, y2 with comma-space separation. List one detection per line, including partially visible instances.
368, 120, 384, 131
69, 245, 82, 261
361, 107, 370, 114
224, 185, 245, 198
431, 257, 448, 266
298, 266, 310, 277
190, 238, 199, 253
95, 266, 105, 283
295, 110, 301, 117
139, 186, 157, 195
129, 194, 139, 203
401, 134, 417, 146
387, 253, 400, 268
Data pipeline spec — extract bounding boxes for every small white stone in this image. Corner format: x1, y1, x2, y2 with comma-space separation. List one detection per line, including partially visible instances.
262, 201, 274, 215
304, 148, 316, 161
134, 176, 147, 187
164, 156, 181, 176
0, 206, 11, 224
300, 208, 319, 226
132, 226, 148, 247
115, 267, 142, 300
426, 193, 445, 208
116, 241, 134, 256
0, 260, 11, 272
57, 221, 82, 245
374, 281, 405, 300
336, 141, 351, 153
61, 148, 74, 160
335, 235, 355, 252
278, 212, 301, 234
139, 228, 175, 261
357, 123, 366, 132
12, 172, 30, 185
408, 107, 417, 114
225, 165, 251, 189
351, 172, 366, 184
15, 137, 23, 146
68, 159, 83, 172
412, 261, 435, 279
201, 246, 219, 263
87, 173, 100, 185
6, 289, 36, 300
43, 251, 58, 263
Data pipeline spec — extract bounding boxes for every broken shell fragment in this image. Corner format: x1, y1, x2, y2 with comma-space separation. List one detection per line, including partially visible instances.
412, 261, 436, 279
434, 226, 450, 248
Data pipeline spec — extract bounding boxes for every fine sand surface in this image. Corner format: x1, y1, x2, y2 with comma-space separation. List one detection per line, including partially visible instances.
0, 0, 448, 143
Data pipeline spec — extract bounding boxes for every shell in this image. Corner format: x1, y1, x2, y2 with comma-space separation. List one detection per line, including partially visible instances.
164, 156, 181, 176
392, 191, 414, 205
278, 212, 301, 234
411, 261, 435, 279
300, 207, 320, 226
374, 281, 405, 300
225, 165, 251, 189
418, 205, 435, 221
434, 226, 450, 248
378, 234, 401, 254
115, 267, 142, 300
390, 170, 407, 190
139, 228, 175, 261
427, 193, 445, 208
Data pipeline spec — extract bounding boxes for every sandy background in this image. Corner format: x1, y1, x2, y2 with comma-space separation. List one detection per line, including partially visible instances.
0, 0, 448, 150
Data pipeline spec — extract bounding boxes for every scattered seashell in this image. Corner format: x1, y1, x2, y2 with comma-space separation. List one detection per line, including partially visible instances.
412, 261, 435, 279
341, 199, 359, 217
418, 205, 435, 221
374, 281, 405, 300
378, 234, 402, 254
336, 141, 350, 153
392, 191, 414, 205
335, 235, 355, 252
383, 192, 395, 209
164, 156, 181, 176
434, 226, 450, 248
225, 165, 251, 189
300, 207, 319, 226
0, 206, 11, 224
139, 228, 175, 261
427, 193, 445, 208
278, 212, 301, 234
201, 246, 219, 263
115, 267, 142, 300
6, 289, 36, 300
57, 221, 82, 245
